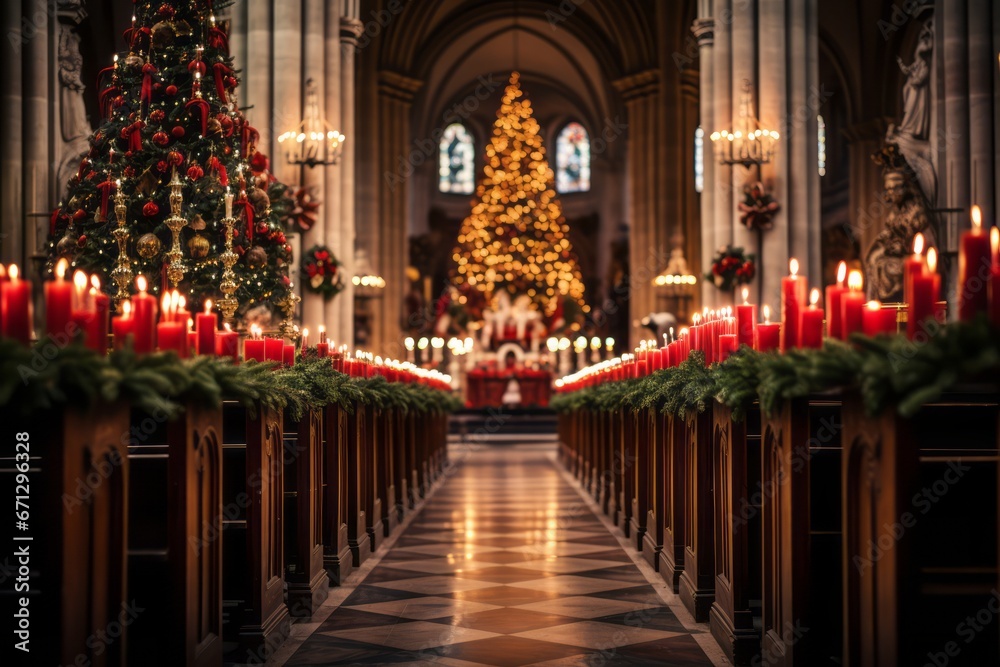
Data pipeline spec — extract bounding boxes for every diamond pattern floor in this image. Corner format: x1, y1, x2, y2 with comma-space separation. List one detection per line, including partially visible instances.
283, 446, 718, 666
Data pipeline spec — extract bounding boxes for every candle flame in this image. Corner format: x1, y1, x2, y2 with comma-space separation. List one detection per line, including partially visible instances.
867, 300, 881, 311
122, 300, 131, 318
692, 313, 701, 325
972, 205, 982, 231
992, 227, 999, 257
663, 333, 670, 346
161, 292, 171, 311
177, 294, 186, 311
679, 327, 690, 338
73, 270, 87, 291
927, 247, 938, 273
136, 275, 147, 292
223, 322, 232, 333
763, 304, 771, 324
90, 275, 101, 290
187, 317, 194, 331
741, 286, 749, 305
789, 258, 799, 276
848, 270, 863, 292
913, 232, 924, 255
810, 288, 820, 307
56, 258, 68, 280
8, 265, 18, 281
204, 299, 212, 314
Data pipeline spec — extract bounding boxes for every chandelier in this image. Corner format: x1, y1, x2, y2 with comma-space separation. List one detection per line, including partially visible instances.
352, 248, 385, 297
710, 80, 779, 168
277, 78, 345, 168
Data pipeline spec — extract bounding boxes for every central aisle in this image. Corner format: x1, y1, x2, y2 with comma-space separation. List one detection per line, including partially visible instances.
282, 445, 721, 666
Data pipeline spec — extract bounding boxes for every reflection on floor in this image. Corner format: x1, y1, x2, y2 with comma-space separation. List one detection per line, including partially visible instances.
281, 444, 724, 666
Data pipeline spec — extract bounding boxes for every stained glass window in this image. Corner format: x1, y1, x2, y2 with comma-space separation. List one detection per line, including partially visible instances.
694, 126, 705, 193
439, 123, 475, 194
818, 114, 827, 177
556, 122, 591, 193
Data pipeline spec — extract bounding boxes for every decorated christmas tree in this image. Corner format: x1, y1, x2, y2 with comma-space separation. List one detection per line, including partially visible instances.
46, 0, 294, 324
451, 72, 587, 327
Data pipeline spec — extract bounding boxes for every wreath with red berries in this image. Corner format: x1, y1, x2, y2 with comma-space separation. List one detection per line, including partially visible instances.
706, 245, 756, 292
301, 245, 345, 300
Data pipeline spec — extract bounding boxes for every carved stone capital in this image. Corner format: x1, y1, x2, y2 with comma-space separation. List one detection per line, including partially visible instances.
612, 70, 659, 101
340, 17, 364, 45
378, 70, 423, 103
691, 18, 714, 46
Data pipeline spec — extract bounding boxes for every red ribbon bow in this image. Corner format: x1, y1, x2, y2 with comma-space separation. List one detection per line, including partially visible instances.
236, 194, 254, 242
208, 26, 229, 54
207, 156, 228, 187
212, 62, 231, 103
186, 98, 210, 136
97, 179, 116, 221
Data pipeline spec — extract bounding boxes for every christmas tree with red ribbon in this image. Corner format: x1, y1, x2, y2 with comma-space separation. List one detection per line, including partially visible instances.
47, 0, 294, 320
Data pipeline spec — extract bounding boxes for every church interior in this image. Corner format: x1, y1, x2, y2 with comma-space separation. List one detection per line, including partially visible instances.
1, 0, 999, 665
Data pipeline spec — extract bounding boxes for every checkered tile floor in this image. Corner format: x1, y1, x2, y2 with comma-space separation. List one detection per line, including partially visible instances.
283, 446, 719, 666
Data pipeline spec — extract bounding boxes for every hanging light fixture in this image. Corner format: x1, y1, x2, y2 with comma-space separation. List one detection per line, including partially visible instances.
277, 78, 345, 168
352, 248, 385, 297
710, 80, 779, 168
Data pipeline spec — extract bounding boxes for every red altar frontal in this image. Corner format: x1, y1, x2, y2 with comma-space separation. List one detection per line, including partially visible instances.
465, 367, 553, 409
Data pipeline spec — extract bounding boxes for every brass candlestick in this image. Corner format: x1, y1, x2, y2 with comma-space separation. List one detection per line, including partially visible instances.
217, 194, 240, 323
164, 167, 188, 287
109, 181, 132, 309
275, 286, 301, 340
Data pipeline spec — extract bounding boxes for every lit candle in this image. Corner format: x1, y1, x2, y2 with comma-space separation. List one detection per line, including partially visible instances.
186, 319, 197, 357
112, 300, 134, 350
781, 258, 807, 352
736, 287, 756, 349
317, 325, 329, 357
903, 233, 924, 306
244, 324, 265, 362
958, 206, 991, 321
283, 343, 296, 366
224, 188, 233, 218
841, 270, 866, 339
1, 265, 32, 345
301, 327, 310, 352
265, 335, 284, 362
862, 300, 897, 337
825, 261, 848, 340
215, 322, 239, 362
990, 228, 1000, 328
173, 293, 190, 326
91, 275, 110, 353
757, 305, 781, 352
798, 288, 824, 349
45, 258, 73, 340
196, 299, 216, 355
70, 271, 96, 349
909, 247, 939, 340
156, 292, 185, 355
132, 276, 157, 354
718, 333, 738, 362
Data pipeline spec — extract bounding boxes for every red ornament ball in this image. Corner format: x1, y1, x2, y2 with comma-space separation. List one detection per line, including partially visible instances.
186, 166, 204, 180
112, 96, 124, 109
149, 109, 165, 122
77, 235, 87, 247
155, 160, 169, 173
171, 126, 185, 138
72, 208, 87, 221
224, 76, 237, 89
143, 201, 160, 217
124, 150, 133, 159
152, 131, 169, 146
165, 84, 178, 96
188, 60, 207, 76
167, 151, 184, 166
222, 146, 231, 155
250, 152, 269, 174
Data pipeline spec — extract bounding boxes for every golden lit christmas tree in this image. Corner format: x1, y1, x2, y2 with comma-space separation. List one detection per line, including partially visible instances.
451, 72, 586, 319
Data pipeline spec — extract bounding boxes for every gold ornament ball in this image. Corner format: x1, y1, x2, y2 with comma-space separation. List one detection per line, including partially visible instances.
55, 234, 77, 257
187, 234, 210, 259
136, 232, 162, 259
245, 245, 268, 269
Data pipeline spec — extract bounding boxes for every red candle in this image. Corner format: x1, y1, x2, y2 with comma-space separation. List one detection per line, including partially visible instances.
903, 234, 925, 307
157, 292, 186, 355
244, 325, 265, 362
736, 287, 756, 349
909, 248, 940, 340
45, 258, 73, 341
187, 320, 197, 357
265, 336, 284, 362
757, 305, 781, 352
958, 206, 991, 321
799, 289, 825, 349
196, 299, 217, 355
215, 323, 239, 362
91, 276, 110, 353
173, 294, 190, 327
316, 325, 329, 357
718, 334, 738, 362
69, 271, 98, 350
862, 300, 897, 337
1, 265, 32, 345
132, 276, 157, 354
990, 228, 1000, 327
841, 270, 866, 339
112, 300, 134, 350
825, 261, 848, 340
781, 258, 807, 352
283, 343, 296, 367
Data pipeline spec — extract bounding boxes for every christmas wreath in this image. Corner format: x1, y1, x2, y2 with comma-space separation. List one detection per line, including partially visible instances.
706, 245, 756, 291
301, 245, 345, 300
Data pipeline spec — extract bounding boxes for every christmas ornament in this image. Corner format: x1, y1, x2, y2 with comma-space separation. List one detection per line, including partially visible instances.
287, 187, 320, 232
152, 131, 169, 146
165, 84, 178, 96
206, 117, 222, 137
56, 233, 77, 257
301, 245, 345, 301
171, 125, 185, 138
249, 188, 270, 216
189, 213, 206, 230
245, 245, 267, 269
187, 165, 203, 180
143, 201, 160, 217
137, 232, 162, 258
150, 21, 175, 50
187, 233, 210, 259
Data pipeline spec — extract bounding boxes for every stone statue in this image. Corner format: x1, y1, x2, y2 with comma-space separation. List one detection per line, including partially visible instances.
864, 165, 937, 302
55, 1, 93, 191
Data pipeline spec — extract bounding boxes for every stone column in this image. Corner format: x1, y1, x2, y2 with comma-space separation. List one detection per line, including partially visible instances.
22, 0, 51, 268
941, 0, 969, 247
340, 16, 364, 348
323, 6, 345, 344
966, 0, 993, 220
1, 0, 23, 266
692, 17, 715, 308
730, 0, 757, 281
245, 0, 272, 148
711, 0, 733, 307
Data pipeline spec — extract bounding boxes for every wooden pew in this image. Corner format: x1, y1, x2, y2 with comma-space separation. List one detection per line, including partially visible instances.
631, 408, 652, 551
127, 402, 224, 667
841, 388, 999, 667
710, 401, 762, 665
19, 402, 130, 667
345, 401, 372, 567
378, 407, 399, 536
363, 405, 383, 551
760, 395, 843, 667
283, 408, 328, 617
619, 410, 635, 535
679, 408, 715, 622
659, 411, 687, 592
322, 403, 352, 585
643, 410, 667, 571
221, 401, 290, 662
